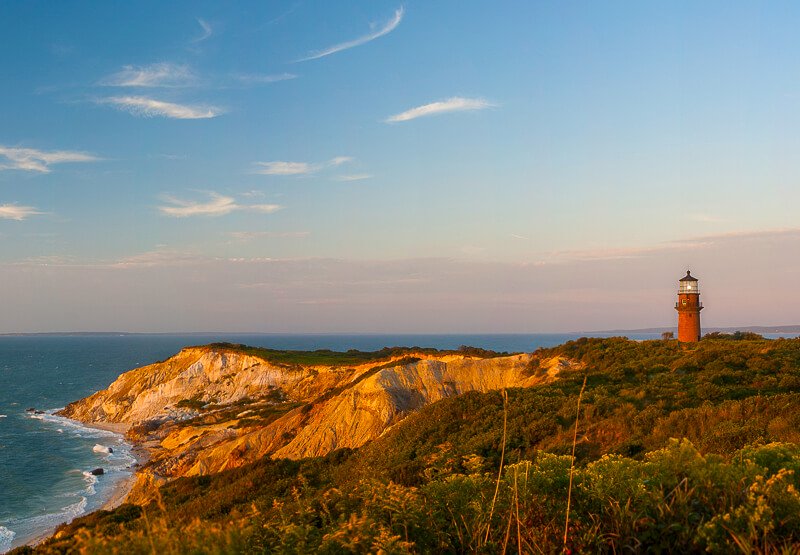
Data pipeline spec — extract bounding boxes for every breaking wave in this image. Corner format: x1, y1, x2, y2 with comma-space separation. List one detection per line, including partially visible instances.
0, 527, 16, 553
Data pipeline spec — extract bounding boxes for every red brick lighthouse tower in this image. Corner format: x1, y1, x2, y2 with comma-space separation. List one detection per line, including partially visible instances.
675, 271, 703, 342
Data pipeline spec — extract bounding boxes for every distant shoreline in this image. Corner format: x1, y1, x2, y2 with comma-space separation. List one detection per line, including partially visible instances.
2, 327, 800, 337
588, 326, 800, 335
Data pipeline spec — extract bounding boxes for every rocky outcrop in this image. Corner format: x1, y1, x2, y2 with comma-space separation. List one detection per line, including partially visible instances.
59, 345, 577, 503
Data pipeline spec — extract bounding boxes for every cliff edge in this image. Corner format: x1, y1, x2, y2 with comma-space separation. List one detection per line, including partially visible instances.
59, 344, 574, 502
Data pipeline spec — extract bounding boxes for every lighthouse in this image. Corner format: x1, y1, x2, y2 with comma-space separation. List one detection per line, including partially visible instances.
675, 271, 703, 342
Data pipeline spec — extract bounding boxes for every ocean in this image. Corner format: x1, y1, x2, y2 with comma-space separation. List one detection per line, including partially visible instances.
1, 330, 790, 551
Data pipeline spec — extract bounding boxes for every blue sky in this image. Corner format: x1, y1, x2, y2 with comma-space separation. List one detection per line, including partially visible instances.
1, 2, 799, 332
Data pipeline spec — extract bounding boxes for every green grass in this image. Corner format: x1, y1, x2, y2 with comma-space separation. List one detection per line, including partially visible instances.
201, 342, 510, 367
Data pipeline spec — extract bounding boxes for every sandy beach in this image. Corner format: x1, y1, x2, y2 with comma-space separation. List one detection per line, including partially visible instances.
100, 474, 135, 511
83, 420, 129, 435
99, 442, 149, 511
84, 420, 147, 512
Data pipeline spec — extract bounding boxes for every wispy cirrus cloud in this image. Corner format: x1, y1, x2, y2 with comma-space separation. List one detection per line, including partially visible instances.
253, 161, 315, 175
541, 228, 800, 264
0, 145, 98, 173
0, 204, 43, 220
98, 96, 223, 119
334, 174, 373, 182
158, 192, 282, 217
252, 156, 353, 176
99, 63, 196, 88
385, 97, 495, 123
296, 6, 404, 62
329, 156, 353, 166
192, 18, 213, 43
112, 249, 207, 268
232, 72, 297, 85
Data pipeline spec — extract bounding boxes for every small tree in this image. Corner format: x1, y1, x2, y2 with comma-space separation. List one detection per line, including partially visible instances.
661, 331, 675, 341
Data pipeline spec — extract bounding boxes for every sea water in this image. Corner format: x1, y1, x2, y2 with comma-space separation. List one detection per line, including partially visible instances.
3, 331, 792, 551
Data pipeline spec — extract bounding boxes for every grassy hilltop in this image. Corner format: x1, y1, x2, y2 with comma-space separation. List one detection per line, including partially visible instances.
17, 336, 800, 554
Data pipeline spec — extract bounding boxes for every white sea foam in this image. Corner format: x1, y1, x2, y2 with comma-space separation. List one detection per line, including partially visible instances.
61, 497, 88, 521
34, 411, 118, 439
0, 497, 87, 553
0, 414, 7, 418
9, 497, 89, 529
4, 409, 137, 550
37, 410, 136, 472
81, 471, 99, 495
107, 451, 136, 471
0, 526, 16, 552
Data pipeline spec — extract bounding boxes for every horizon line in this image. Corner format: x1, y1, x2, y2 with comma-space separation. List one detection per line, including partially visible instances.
1, 325, 799, 337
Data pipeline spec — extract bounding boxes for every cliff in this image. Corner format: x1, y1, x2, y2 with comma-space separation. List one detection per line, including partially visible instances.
59, 345, 575, 502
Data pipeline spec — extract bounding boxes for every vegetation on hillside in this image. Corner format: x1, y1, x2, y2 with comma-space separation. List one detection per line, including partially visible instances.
203, 343, 509, 367
17, 337, 800, 554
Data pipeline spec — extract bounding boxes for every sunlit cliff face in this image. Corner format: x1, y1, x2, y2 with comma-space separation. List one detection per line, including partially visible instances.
60, 346, 576, 501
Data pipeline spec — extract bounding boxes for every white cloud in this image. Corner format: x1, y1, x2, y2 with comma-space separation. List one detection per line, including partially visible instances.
159, 193, 237, 217
100, 63, 196, 88
329, 156, 353, 166
0, 146, 98, 173
0, 204, 42, 220
100, 96, 223, 119
385, 97, 494, 123
334, 174, 373, 182
192, 18, 213, 43
543, 242, 704, 263
240, 190, 265, 198
158, 193, 282, 217
252, 161, 315, 175
296, 6, 404, 62
249, 204, 284, 214
253, 156, 353, 176
113, 249, 207, 268
233, 73, 297, 85
152, 153, 188, 160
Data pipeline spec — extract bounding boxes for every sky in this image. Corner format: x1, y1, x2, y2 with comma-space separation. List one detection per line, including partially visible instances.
1, 1, 799, 333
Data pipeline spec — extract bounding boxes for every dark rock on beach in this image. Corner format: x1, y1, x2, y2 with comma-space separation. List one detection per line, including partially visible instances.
90, 468, 104, 476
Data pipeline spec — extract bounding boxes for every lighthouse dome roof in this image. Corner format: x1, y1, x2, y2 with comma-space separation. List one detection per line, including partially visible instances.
679, 270, 698, 282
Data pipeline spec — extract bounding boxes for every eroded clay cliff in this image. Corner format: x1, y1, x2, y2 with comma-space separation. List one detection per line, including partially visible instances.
59, 345, 575, 503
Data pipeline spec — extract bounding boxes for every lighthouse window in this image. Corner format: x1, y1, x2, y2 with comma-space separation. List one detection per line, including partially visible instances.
682, 299, 687, 306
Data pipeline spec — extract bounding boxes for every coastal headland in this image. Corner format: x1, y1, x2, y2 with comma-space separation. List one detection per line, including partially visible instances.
56, 343, 569, 505
17, 336, 800, 553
